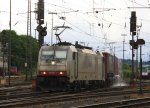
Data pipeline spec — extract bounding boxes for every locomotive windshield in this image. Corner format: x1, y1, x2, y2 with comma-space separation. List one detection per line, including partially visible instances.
41, 51, 54, 60
55, 51, 67, 59
41, 50, 67, 60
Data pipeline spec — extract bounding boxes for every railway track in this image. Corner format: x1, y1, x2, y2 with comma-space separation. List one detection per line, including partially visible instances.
0, 86, 150, 108
75, 97, 150, 108
0, 80, 149, 107
0, 85, 132, 100
0, 85, 31, 95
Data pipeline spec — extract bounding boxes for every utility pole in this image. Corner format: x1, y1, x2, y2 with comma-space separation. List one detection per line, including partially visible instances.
121, 34, 127, 79
8, 0, 12, 86
25, 0, 32, 80
29, 0, 32, 79
48, 12, 57, 45
122, 34, 127, 63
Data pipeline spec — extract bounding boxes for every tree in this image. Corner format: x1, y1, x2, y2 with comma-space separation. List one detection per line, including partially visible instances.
0, 30, 38, 74
122, 63, 132, 78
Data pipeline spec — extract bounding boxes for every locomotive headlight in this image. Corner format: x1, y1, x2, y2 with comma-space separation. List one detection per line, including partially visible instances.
60, 71, 63, 75
59, 71, 66, 75
51, 61, 56, 65
43, 71, 46, 75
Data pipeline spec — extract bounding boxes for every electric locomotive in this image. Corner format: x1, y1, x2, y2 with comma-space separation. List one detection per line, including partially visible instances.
35, 42, 105, 91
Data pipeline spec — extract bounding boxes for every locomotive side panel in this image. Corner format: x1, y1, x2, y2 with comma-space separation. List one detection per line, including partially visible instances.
77, 52, 97, 80
66, 46, 77, 82
97, 54, 105, 81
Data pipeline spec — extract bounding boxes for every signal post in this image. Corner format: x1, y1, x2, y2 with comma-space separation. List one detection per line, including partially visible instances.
36, 0, 47, 49
129, 11, 137, 86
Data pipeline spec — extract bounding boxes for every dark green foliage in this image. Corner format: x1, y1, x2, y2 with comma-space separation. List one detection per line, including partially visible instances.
122, 63, 132, 78
0, 30, 38, 74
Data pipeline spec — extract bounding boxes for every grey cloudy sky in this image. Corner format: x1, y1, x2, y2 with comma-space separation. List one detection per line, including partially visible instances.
0, 0, 150, 60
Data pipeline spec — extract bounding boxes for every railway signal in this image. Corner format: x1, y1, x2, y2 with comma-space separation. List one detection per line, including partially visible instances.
41, 26, 47, 36
36, 0, 47, 48
37, 0, 44, 23
129, 40, 138, 49
36, 25, 47, 36
130, 11, 137, 35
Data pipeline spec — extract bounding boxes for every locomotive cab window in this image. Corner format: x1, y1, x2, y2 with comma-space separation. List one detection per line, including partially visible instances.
41, 50, 67, 60
41, 51, 54, 60
72, 52, 76, 60
55, 51, 67, 59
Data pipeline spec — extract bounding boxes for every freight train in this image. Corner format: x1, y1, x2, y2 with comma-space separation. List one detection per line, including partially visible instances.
34, 42, 121, 91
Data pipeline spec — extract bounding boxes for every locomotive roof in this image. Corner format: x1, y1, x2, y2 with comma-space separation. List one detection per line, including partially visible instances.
41, 45, 101, 55
69, 45, 95, 54
96, 51, 104, 57
69, 46, 77, 52
81, 48, 96, 54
